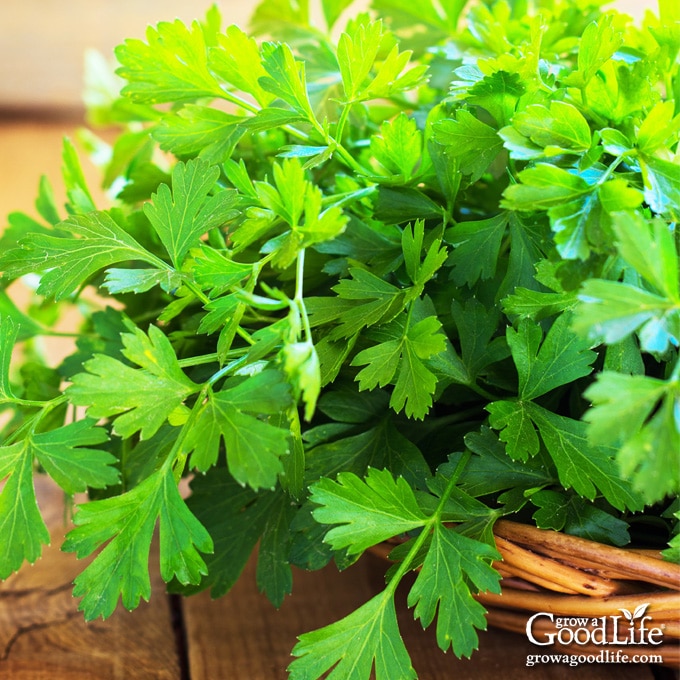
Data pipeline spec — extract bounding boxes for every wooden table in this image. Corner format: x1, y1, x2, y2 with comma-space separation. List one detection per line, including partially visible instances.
0, 477, 669, 680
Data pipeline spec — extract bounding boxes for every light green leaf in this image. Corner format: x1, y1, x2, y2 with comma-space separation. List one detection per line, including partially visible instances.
283, 340, 321, 421
574, 279, 679, 353
527, 403, 643, 511
456, 69, 525, 128
502, 164, 591, 210
310, 468, 426, 555
371, 113, 423, 179
209, 25, 275, 106
0, 211, 159, 300
144, 158, 241, 267
598, 179, 644, 214
408, 525, 500, 656
639, 154, 680, 218
191, 244, 255, 297
153, 106, 246, 164
62, 138, 96, 214
289, 591, 416, 680
103, 268, 182, 295
611, 212, 679, 300
547, 191, 600, 260
63, 467, 213, 620
584, 373, 669, 446
0, 315, 19, 402
67, 325, 198, 440
30, 420, 117, 494
116, 19, 222, 104
507, 314, 596, 400
337, 17, 385, 101
434, 110, 503, 181
0, 442, 50, 578
506, 101, 591, 155
566, 15, 623, 88
636, 101, 680, 155
259, 42, 316, 120
584, 373, 679, 504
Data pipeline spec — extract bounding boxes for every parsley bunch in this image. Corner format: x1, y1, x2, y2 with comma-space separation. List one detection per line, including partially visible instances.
1, 0, 679, 677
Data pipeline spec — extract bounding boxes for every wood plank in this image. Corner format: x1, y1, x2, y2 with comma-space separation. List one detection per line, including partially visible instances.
0, 476, 181, 680
182, 550, 655, 679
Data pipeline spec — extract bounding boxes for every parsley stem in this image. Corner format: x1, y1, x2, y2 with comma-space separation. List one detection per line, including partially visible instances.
207, 354, 250, 387
295, 249, 313, 342
382, 450, 473, 597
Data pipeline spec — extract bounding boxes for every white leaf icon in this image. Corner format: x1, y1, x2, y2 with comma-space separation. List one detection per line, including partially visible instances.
633, 603, 650, 620
619, 608, 633, 621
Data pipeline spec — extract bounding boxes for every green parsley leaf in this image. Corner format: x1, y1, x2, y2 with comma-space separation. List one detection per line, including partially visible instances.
564, 15, 623, 88
325, 267, 405, 339
502, 164, 591, 210
184, 370, 292, 489
0, 420, 117, 578
574, 280, 679, 353
67, 325, 199, 440
0, 211, 159, 300
451, 299, 509, 383
352, 315, 446, 419
116, 20, 223, 103
584, 373, 680, 504
102, 268, 182, 295
445, 213, 508, 287
176, 468, 279, 598
530, 490, 630, 546
153, 106, 246, 164
434, 110, 504, 181
144, 158, 241, 268
506, 314, 596, 400
289, 591, 416, 680
28, 420, 117, 495
408, 525, 500, 656
371, 113, 423, 179
259, 42, 316, 121
209, 25, 275, 106
0, 316, 19, 403
0, 442, 50, 579
64, 466, 213, 620
310, 468, 426, 555
527, 403, 643, 512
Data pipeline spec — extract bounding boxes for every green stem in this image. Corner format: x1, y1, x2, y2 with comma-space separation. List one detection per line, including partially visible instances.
167, 383, 211, 483
295, 249, 313, 342
383, 450, 472, 596
207, 354, 251, 387
335, 102, 353, 143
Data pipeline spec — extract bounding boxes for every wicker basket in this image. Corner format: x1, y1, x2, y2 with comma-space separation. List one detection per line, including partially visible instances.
370, 519, 680, 667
